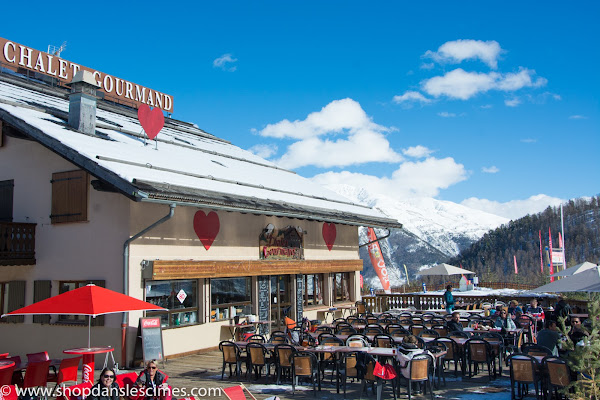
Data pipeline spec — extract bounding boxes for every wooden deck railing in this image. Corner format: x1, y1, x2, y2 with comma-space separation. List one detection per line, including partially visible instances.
0, 222, 36, 265
362, 293, 590, 314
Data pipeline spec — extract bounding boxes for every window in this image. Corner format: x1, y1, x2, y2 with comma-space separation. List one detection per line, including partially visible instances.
51, 170, 88, 224
146, 280, 198, 328
211, 277, 251, 322
58, 280, 104, 325
0, 280, 25, 323
334, 272, 350, 303
304, 274, 324, 307
0, 180, 14, 222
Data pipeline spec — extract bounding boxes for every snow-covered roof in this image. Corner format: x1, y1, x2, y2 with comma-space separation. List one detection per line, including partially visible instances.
0, 74, 402, 228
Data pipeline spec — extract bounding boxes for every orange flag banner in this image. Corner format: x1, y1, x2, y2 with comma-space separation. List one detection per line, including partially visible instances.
366, 228, 391, 294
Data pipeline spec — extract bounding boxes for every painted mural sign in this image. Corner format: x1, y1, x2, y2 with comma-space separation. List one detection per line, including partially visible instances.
0, 37, 174, 112
259, 225, 304, 260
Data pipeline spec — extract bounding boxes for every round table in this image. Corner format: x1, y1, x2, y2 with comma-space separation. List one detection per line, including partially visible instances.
63, 346, 114, 382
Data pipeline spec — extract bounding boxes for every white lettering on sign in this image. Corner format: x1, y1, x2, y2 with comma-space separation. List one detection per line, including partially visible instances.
142, 318, 160, 328
0, 37, 174, 112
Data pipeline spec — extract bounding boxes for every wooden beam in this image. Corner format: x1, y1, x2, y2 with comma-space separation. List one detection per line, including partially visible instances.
150, 259, 363, 279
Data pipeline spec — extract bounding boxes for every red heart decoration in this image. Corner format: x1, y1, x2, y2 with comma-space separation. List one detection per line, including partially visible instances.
322, 222, 336, 251
137, 104, 164, 140
193, 211, 220, 250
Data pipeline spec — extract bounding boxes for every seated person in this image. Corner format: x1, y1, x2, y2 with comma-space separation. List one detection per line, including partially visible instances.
536, 320, 563, 356
88, 368, 120, 400
507, 300, 523, 317
569, 317, 589, 344
554, 296, 571, 322
446, 311, 463, 332
525, 298, 545, 331
397, 335, 431, 380
135, 360, 172, 400
399, 334, 420, 351
490, 305, 503, 316
494, 309, 517, 330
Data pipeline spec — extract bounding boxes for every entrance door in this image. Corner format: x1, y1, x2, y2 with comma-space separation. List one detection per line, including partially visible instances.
270, 275, 292, 331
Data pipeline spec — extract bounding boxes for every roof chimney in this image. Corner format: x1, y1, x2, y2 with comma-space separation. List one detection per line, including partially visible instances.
68, 70, 100, 134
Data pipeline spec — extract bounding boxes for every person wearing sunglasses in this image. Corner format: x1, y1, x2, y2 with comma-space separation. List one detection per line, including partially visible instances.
494, 309, 516, 330
135, 360, 171, 400
88, 367, 120, 400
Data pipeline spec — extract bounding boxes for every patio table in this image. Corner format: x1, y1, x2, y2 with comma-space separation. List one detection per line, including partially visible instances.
64, 346, 114, 382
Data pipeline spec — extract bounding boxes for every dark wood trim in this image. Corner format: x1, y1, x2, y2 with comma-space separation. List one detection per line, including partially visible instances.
150, 259, 363, 280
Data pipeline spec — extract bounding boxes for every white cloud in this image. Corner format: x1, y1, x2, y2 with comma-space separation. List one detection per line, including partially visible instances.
424, 39, 503, 69
461, 194, 564, 220
213, 53, 238, 71
247, 144, 277, 159
521, 138, 537, 143
392, 91, 431, 104
312, 157, 468, 199
422, 68, 547, 100
482, 166, 499, 173
403, 145, 433, 158
569, 115, 587, 120
505, 98, 521, 107
438, 112, 456, 117
420, 63, 435, 70
258, 99, 402, 169
481, 104, 493, 109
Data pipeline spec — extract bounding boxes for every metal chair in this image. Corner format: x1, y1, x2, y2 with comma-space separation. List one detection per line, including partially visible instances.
246, 334, 266, 343
418, 329, 440, 339
337, 351, 361, 398
268, 331, 289, 344
543, 356, 571, 400
482, 332, 504, 375
219, 341, 246, 379
433, 337, 461, 376
508, 354, 542, 400
246, 343, 272, 381
290, 351, 319, 396
273, 344, 296, 384
465, 338, 496, 380
521, 344, 553, 357
431, 324, 448, 337
346, 334, 370, 348
399, 353, 434, 400
410, 324, 426, 336
336, 326, 357, 335
373, 333, 395, 348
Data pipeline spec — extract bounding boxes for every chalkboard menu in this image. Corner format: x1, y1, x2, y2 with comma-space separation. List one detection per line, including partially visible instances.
296, 274, 304, 323
140, 317, 164, 363
257, 276, 270, 335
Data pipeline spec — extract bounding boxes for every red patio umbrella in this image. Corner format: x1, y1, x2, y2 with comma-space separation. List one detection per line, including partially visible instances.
1, 284, 165, 347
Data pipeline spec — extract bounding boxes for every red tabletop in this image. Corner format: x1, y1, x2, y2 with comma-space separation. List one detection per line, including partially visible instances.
63, 346, 114, 355
0, 360, 15, 369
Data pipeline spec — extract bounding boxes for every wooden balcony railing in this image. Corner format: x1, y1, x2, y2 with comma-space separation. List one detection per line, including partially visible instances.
0, 222, 36, 265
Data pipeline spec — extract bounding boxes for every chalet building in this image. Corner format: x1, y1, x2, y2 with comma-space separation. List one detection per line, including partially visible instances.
0, 37, 401, 366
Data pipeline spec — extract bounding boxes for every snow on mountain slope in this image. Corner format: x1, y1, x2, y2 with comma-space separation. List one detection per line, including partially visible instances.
327, 184, 508, 257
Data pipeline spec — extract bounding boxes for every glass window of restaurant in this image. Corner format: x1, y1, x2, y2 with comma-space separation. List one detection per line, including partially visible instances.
304, 274, 324, 307
211, 277, 252, 322
146, 279, 199, 328
58, 281, 91, 323
334, 272, 351, 303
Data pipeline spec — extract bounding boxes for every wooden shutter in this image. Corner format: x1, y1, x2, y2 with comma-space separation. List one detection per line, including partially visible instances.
33, 280, 51, 324
0, 180, 14, 222
89, 280, 105, 326
6, 280, 25, 323
50, 170, 88, 224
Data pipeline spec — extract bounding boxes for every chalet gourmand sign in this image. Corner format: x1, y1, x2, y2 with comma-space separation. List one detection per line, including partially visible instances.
0, 37, 173, 112
259, 226, 304, 260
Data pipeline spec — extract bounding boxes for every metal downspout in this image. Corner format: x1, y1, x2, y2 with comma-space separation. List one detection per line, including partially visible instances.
121, 203, 176, 367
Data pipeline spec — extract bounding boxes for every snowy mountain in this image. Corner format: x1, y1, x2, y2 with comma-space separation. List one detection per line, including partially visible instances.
326, 184, 509, 288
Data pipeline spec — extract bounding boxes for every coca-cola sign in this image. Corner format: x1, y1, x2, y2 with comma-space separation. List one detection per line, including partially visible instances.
142, 317, 161, 328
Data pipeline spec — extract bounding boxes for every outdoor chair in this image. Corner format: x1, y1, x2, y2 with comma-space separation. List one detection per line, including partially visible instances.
332, 317, 347, 325
222, 384, 257, 400
268, 331, 288, 344
338, 350, 361, 398
508, 354, 542, 400
219, 341, 246, 379
465, 338, 496, 380
289, 327, 304, 345
433, 337, 462, 376
290, 351, 319, 396
521, 344, 553, 357
481, 332, 505, 375
398, 352, 434, 400
410, 324, 426, 337
22, 360, 51, 395
350, 318, 367, 329
366, 315, 378, 325
298, 332, 316, 347
334, 322, 352, 333
317, 332, 336, 344
314, 326, 333, 335
47, 356, 81, 394
346, 334, 370, 348
26, 352, 50, 363
431, 324, 448, 337
5, 356, 22, 386
359, 354, 378, 396
373, 333, 395, 348
246, 334, 266, 343
0, 363, 15, 387
364, 324, 384, 335
355, 301, 367, 317
337, 326, 357, 335
246, 343, 272, 381
319, 336, 344, 382
449, 330, 470, 339
274, 344, 296, 384
385, 323, 403, 333
414, 336, 426, 349
543, 356, 571, 400
418, 329, 439, 339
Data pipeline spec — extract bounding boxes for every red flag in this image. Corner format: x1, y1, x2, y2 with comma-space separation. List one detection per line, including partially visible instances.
514, 255, 518, 274
366, 228, 391, 293
539, 230, 543, 274
549, 228, 554, 282
360, 274, 364, 289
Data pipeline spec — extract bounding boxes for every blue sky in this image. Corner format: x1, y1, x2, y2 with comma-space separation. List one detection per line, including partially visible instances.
3, 1, 599, 219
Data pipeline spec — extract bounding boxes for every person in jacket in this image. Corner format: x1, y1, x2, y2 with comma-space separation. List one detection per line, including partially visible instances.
569, 317, 589, 344
444, 285, 456, 313
135, 360, 171, 400
87, 368, 120, 400
507, 300, 523, 317
494, 309, 517, 330
447, 311, 464, 332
